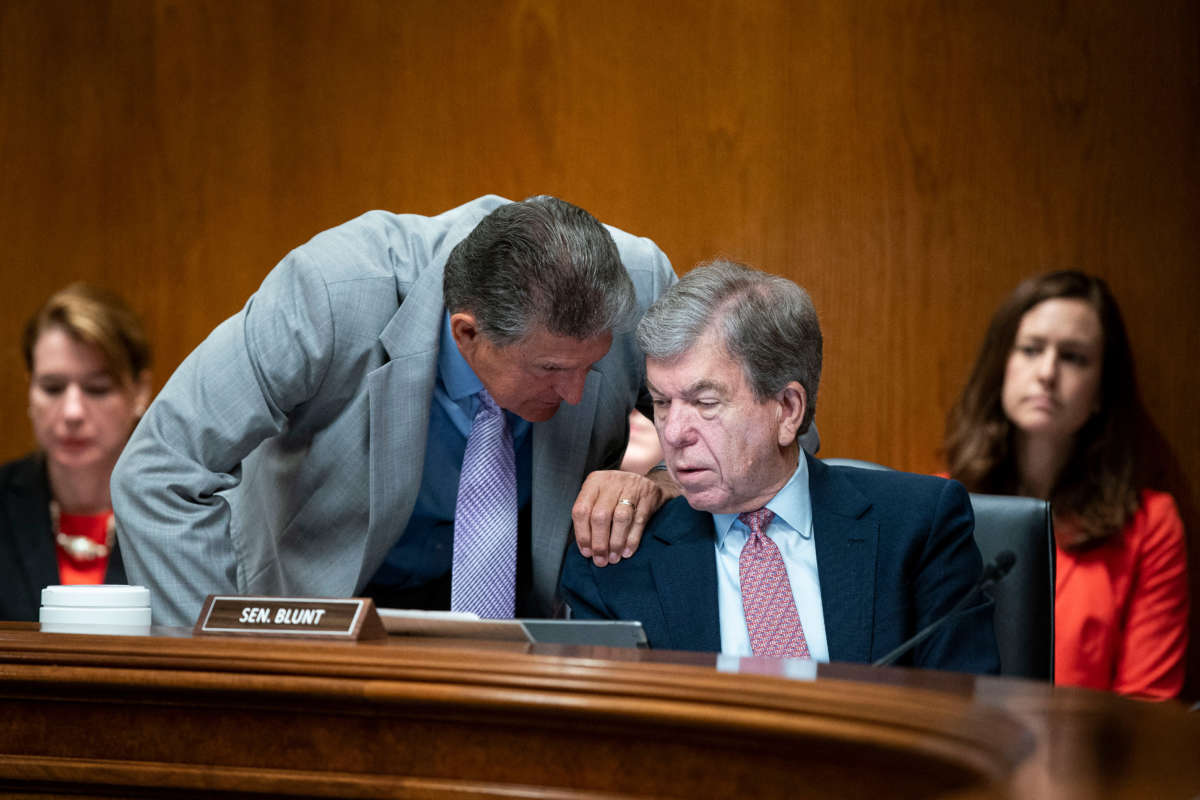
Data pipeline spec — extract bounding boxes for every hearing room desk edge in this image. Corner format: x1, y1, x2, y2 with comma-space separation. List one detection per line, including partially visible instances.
0, 624, 1196, 799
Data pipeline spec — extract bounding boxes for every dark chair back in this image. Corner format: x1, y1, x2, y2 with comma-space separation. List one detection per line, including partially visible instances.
967, 493, 1055, 680
822, 458, 1055, 681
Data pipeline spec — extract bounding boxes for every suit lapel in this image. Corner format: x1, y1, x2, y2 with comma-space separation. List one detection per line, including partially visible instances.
648, 500, 721, 651
363, 264, 445, 585
808, 455, 878, 664
529, 373, 601, 614
6, 456, 60, 596
359, 198, 513, 589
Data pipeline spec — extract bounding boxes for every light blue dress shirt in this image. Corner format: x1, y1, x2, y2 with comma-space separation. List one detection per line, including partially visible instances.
712, 456, 829, 660
369, 313, 531, 588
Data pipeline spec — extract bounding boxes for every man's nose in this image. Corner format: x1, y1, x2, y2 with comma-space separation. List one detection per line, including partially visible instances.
659, 404, 694, 447
555, 370, 589, 405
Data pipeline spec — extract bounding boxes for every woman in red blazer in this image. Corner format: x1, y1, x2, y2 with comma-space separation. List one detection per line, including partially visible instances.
944, 271, 1188, 700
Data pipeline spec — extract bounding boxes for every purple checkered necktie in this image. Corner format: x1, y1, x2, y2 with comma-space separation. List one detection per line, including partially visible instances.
738, 508, 810, 658
450, 388, 518, 618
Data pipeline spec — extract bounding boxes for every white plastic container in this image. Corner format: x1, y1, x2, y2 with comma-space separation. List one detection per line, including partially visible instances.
39, 585, 152, 632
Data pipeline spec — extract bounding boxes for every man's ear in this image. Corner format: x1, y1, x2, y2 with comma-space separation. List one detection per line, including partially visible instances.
776, 381, 807, 447
449, 312, 482, 358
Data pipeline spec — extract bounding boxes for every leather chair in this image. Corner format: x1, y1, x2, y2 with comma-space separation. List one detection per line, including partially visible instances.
822, 458, 1055, 681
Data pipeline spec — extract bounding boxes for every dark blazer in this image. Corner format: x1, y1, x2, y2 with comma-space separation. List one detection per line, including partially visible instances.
561, 454, 1000, 674
0, 454, 127, 622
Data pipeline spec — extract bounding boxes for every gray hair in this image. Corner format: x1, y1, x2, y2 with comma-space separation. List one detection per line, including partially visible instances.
636, 259, 822, 433
442, 196, 636, 346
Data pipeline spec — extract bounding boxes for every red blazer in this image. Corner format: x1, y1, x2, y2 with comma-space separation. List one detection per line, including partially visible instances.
1055, 490, 1189, 700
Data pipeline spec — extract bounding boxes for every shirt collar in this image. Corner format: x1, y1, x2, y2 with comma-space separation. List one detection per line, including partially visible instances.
439, 311, 483, 401
713, 454, 812, 547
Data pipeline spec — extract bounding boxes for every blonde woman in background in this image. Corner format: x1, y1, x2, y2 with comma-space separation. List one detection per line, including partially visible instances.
0, 284, 151, 620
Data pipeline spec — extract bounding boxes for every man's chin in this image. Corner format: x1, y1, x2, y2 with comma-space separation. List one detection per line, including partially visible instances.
515, 402, 561, 423
677, 484, 727, 514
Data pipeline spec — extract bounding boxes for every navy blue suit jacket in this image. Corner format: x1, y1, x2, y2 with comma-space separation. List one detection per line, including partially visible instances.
561, 455, 1000, 674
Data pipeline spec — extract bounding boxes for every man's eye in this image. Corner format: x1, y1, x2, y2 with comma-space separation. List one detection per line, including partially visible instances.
84, 384, 115, 396
39, 383, 66, 395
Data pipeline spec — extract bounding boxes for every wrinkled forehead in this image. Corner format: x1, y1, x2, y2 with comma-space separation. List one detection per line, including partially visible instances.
510, 326, 613, 367
645, 337, 749, 398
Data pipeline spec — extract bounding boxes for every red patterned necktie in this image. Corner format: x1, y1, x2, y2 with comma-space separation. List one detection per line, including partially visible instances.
738, 508, 810, 658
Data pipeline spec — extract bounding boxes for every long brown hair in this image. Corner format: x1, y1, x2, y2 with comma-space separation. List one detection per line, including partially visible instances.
944, 271, 1145, 549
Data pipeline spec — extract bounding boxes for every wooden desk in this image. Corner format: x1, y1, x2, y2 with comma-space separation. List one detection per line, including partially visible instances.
0, 624, 1196, 798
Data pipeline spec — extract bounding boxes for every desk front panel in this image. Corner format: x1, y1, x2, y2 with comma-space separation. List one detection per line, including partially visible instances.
0, 626, 1195, 798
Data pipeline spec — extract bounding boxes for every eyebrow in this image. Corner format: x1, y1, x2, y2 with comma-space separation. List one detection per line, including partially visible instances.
532, 354, 601, 370
646, 378, 730, 399
35, 369, 113, 381
1015, 334, 1099, 350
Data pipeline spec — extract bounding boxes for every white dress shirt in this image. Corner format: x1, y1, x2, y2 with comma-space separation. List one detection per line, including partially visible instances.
712, 458, 828, 660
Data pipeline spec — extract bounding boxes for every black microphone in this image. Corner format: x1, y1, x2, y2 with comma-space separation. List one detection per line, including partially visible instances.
872, 550, 1016, 668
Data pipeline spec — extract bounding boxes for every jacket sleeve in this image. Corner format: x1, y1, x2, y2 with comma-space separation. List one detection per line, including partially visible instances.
111, 248, 340, 627
1111, 492, 1190, 699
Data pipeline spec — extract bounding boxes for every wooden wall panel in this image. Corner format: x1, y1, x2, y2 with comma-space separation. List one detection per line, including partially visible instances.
2, 0, 1197, 691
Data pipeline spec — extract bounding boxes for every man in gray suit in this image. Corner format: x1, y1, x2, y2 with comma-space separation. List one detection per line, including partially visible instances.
111, 195, 679, 626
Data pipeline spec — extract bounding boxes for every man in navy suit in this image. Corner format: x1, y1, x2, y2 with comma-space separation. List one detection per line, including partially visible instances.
561, 261, 999, 673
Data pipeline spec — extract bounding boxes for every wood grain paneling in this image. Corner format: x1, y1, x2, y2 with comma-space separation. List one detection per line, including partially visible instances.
2, 0, 1197, 693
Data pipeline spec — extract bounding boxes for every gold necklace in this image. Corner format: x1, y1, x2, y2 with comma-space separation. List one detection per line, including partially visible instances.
49, 500, 115, 562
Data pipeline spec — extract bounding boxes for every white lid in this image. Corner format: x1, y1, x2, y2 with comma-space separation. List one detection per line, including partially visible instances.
40, 585, 150, 609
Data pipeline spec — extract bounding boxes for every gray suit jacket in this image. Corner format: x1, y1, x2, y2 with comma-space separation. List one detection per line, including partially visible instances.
112, 195, 676, 626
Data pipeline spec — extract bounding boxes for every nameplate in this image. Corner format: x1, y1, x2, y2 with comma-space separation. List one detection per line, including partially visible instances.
193, 596, 387, 641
